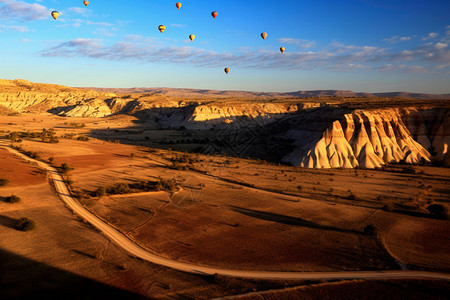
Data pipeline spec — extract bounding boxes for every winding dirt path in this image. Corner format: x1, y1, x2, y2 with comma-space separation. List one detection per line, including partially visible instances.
1, 143, 449, 282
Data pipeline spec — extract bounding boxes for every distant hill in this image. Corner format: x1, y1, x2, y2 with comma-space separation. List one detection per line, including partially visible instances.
83, 86, 450, 100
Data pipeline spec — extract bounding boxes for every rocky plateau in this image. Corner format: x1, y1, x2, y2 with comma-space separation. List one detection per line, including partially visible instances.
1, 79, 448, 168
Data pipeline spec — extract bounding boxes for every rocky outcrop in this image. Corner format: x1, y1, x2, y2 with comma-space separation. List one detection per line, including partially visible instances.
1, 79, 448, 168
282, 108, 448, 168
177, 103, 298, 129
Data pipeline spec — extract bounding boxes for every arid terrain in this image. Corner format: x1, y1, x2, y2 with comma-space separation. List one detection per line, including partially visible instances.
1, 79, 449, 299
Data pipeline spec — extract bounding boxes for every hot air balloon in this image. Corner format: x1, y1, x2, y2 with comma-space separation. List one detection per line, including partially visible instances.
176, 2, 182, 9
83, 1, 89, 6
211, 11, 218, 19
51, 11, 59, 20
261, 32, 267, 40
189, 34, 195, 42
224, 68, 230, 74
158, 25, 166, 34
280, 47, 285, 53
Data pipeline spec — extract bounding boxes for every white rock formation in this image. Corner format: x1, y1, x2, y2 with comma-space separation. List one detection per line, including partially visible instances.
283, 109, 435, 169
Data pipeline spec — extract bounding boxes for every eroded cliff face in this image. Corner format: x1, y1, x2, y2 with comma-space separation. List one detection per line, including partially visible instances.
160, 103, 299, 129
0, 79, 112, 117
1, 80, 448, 168
282, 108, 449, 168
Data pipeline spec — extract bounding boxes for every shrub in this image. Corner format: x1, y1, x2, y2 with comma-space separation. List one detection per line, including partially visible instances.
77, 136, 89, 141
15, 218, 36, 231
64, 178, 74, 186
60, 163, 74, 173
0, 178, 10, 187
96, 187, 107, 197
364, 224, 377, 235
5, 195, 21, 203
48, 157, 54, 163
107, 183, 131, 194
427, 204, 449, 220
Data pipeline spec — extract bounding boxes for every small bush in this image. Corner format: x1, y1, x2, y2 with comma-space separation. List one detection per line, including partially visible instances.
15, 218, 36, 231
77, 136, 89, 141
5, 195, 21, 203
64, 178, 74, 186
60, 163, 74, 173
96, 187, 107, 197
0, 178, 10, 187
427, 204, 449, 220
364, 224, 377, 235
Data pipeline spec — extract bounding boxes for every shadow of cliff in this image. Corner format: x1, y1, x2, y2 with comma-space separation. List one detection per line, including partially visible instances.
0, 248, 147, 300
229, 206, 363, 235
86, 106, 350, 163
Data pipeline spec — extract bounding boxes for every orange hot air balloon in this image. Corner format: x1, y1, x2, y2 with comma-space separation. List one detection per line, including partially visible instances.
261, 32, 267, 40
176, 2, 182, 10
51, 11, 59, 20
224, 67, 230, 74
158, 25, 166, 34
189, 34, 195, 41
280, 47, 285, 53
83, 1, 89, 6
211, 11, 218, 19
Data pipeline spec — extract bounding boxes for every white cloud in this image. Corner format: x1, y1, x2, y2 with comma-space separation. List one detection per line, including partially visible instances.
278, 38, 301, 45
39, 36, 450, 75
435, 42, 448, 49
170, 24, 186, 28
278, 38, 316, 48
0, 23, 31, 32
422, 32, 439, 40
67, 7, 87, 15
0, 0, 48, 21
384, 35, 411, 43
86, 20, 113, 27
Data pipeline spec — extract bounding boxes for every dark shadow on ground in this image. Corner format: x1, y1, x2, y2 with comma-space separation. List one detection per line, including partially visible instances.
392, 209, 442, 220
87, 105, 351, 163
0, 248, 147, 300
229, 206, 363, 235
0, 215, 17, 229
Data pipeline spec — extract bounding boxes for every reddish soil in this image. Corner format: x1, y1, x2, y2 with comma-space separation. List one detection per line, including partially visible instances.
0, 148, 46, 187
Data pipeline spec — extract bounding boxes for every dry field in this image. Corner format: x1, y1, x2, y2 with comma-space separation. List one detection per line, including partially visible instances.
228, 279, 450, 300
0, 146, 300, 299
1, 112, 449, 298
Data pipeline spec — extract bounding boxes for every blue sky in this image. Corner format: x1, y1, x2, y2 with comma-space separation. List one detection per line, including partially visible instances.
0, 0, 449, 93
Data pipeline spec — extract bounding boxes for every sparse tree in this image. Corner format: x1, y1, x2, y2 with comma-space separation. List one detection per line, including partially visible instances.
15, 218, 35, 231
427, 204, 449, 220
5, 195, 21, 203
60, 163, 74, 173
0, 178, 10, 187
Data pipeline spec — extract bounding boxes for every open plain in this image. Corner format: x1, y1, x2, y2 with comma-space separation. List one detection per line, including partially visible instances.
0, 79, 449, 298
